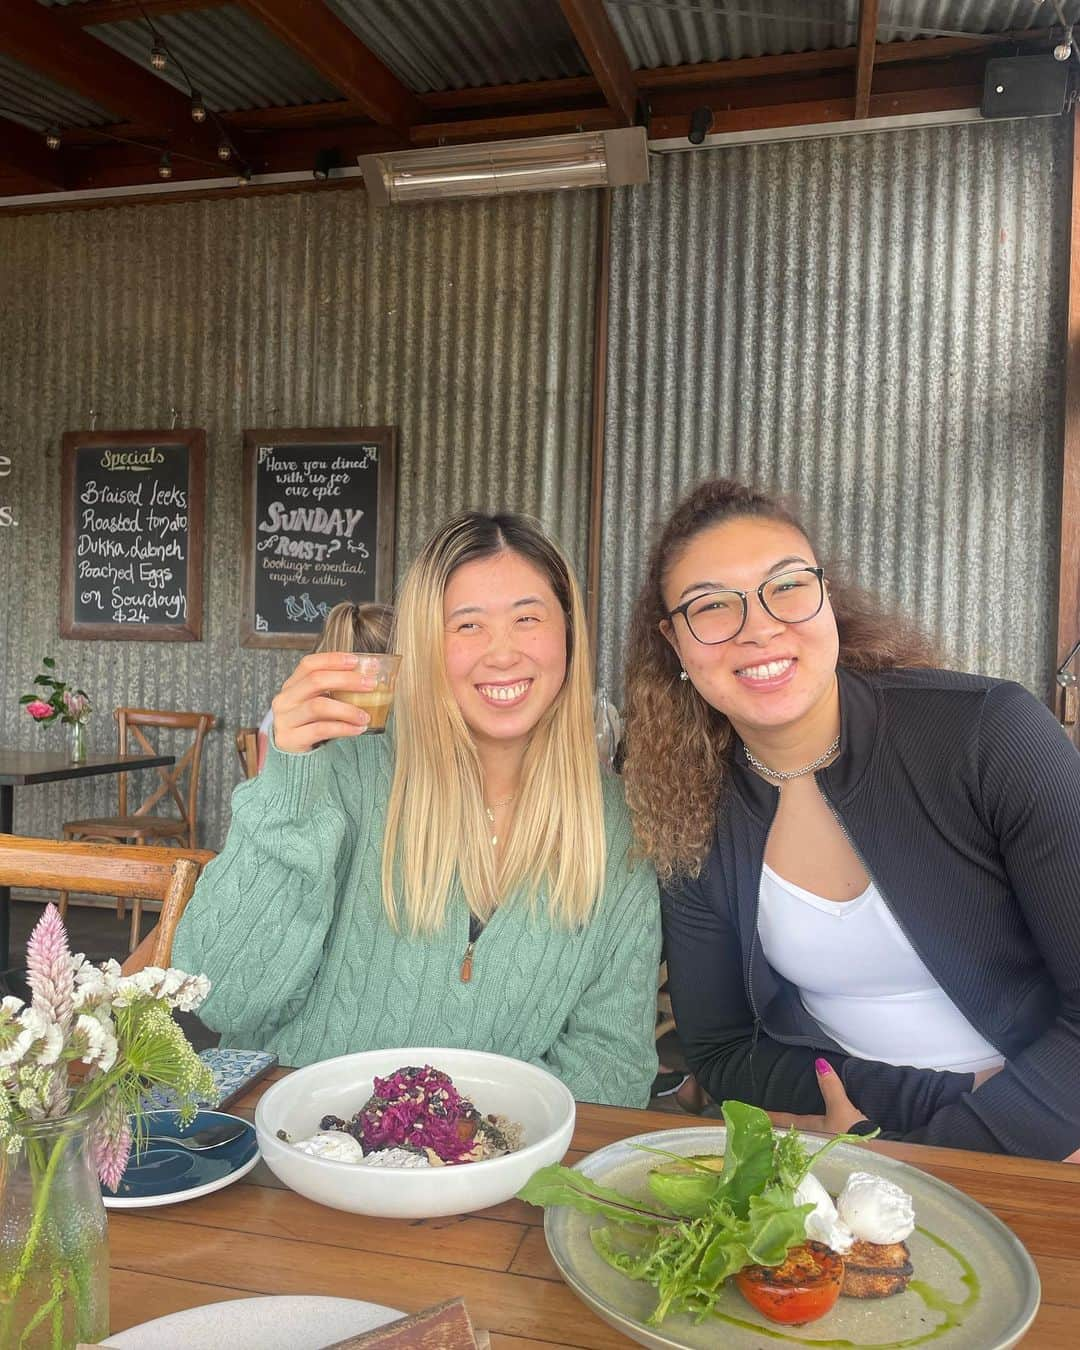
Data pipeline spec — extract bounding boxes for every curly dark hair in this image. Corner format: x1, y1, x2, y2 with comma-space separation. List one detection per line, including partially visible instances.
622, 478, 938, 881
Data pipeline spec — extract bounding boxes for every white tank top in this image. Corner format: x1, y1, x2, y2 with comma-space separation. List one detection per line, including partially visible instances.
757, 863, 1004, 1074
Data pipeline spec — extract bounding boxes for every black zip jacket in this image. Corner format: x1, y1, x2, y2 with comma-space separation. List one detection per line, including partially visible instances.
662, 666, 1080, 1158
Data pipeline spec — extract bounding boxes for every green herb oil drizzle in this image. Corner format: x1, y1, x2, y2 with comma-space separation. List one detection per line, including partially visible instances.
705, 1226, 980, 1349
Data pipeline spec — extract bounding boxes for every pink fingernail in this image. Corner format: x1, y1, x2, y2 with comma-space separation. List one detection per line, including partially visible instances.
815, 1058, 833, 1076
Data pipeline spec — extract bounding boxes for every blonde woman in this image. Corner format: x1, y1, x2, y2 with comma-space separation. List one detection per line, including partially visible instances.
175, 513, 660, 1106
255, 601, 394, 772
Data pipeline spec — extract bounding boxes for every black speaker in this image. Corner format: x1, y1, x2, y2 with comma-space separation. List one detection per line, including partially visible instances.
981, 55, 1069, 119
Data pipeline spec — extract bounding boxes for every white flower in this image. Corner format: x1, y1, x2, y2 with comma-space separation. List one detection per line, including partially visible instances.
112, 966, 210, 1012
1, 996, 24, 1019
73, 955, 119, 987
22, 1007, 64, 1066
71, 1013, 118, 1073
73, 956, 121, 1011
158, 968, 185, 999
172, 973, 210, 1013
110, 980, 144, 1008
0, 1022, 33, 1069
0, 1007, 64, 1070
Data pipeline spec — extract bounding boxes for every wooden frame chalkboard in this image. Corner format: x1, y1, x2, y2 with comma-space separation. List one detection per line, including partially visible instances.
240, 427, 397, 650
60, 428, 205, 642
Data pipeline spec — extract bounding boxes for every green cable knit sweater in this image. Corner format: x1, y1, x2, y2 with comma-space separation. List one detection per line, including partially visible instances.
173, 731, 661, 1107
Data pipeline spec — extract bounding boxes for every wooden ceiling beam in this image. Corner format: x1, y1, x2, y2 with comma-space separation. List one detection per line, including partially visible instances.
420, 75, 602, 113
59, 0, 227, 23
637, 26, 1052, 91
236, 0, 421, 135
0, 0, 233, 168
218, 77, 608, 132
855, 0, 881, 119
410, 106, 619, 145
557, 0, 637, 125
649, 83, 981, 141
0, 116, 67, 189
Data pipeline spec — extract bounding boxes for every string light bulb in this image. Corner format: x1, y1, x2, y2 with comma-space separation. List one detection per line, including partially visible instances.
150, 42, 168, 71
217, 139, 232, 161
157, 151, 173, 179
44, 127, 61, 150
190, 92, 207, 123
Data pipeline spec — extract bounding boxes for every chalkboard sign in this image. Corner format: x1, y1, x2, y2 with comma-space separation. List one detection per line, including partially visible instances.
241, 427, 396, 649
60, 429, 205, 642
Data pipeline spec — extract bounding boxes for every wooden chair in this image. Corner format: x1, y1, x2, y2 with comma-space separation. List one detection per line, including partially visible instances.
655, 961, 707, 1113
656, 960, 677, 1043
235, 727, 259, 780
0, 834, 214, 971
60, 707, 216, 943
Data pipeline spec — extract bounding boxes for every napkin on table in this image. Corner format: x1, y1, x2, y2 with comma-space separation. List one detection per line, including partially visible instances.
323, 1297, 488, 1348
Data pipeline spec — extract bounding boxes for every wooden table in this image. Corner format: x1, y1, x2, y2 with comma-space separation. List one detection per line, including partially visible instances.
0, 749, 175, 969
107, 1070, 1078, 1348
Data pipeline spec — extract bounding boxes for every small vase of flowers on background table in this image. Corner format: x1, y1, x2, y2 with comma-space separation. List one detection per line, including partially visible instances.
0, 904, 215, 1348
20, 657, 93, 763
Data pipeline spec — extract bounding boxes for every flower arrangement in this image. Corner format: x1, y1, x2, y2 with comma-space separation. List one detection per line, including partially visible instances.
20, 656, 92, 728
0, 904, 215, 1347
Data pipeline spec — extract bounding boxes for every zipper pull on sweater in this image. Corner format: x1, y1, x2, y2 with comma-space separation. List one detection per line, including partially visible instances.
460, 940, 475, 982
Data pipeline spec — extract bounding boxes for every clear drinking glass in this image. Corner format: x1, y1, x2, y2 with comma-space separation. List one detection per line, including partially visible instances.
330, 652, 401, 733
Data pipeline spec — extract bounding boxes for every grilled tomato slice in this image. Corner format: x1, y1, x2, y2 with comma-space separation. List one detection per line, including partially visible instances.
735, 1241, 843, 1325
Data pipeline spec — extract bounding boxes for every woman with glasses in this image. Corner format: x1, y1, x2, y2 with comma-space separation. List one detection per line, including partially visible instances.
622, 477, 1080, 1159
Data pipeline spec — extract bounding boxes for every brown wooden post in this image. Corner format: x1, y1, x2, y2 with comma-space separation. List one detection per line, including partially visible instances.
854, 0, 881, 119
1056, 104, 1080, 737
586, 189, 611, 675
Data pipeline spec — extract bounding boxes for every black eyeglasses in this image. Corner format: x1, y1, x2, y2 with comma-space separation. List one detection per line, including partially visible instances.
666, 567, 826, 645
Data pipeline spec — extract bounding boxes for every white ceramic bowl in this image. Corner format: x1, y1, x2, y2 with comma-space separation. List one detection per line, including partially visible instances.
254, 1047, 575, 1217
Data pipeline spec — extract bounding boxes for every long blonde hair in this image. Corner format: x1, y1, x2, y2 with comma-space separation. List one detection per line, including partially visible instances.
381, 512, 605, 934
623, 479, 938, 882
315, 602, 393, 655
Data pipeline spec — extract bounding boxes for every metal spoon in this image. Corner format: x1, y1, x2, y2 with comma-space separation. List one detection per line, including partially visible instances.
143, 1121, 248, 1151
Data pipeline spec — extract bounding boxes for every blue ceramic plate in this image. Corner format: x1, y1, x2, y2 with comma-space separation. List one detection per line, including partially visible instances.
102, 1109, 259, 1210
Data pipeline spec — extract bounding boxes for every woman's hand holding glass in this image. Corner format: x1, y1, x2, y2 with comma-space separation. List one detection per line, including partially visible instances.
271, 652, 375, 753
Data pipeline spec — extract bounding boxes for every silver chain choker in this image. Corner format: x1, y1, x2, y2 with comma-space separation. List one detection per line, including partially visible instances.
744, 734, 841, 782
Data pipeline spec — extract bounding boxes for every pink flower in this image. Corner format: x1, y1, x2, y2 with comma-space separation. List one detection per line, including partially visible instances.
93, 1096, 133, 1192
26, 903, 75, 1035
63, 691, 89, 721
25, 700, 52, 721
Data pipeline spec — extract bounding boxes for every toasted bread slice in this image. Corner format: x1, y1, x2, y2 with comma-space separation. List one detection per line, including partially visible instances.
841, 1239, 913, 1299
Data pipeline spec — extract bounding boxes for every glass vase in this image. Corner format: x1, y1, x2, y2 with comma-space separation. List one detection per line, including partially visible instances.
0, 1108, 110, 1350
67, 720, 87, 763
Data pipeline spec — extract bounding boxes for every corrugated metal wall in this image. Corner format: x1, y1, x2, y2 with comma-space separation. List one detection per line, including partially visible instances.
0, 114, 1070, 855
598, 116, 1069, 699
0, 187, 599, 850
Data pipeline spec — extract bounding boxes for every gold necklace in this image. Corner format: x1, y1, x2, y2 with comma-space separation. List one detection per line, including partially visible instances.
484, 794, 516, 847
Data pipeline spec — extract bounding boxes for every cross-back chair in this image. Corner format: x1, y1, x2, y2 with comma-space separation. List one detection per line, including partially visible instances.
0, 834, 214, 971
60, 707, 216, 945
235, 726, 259, 780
